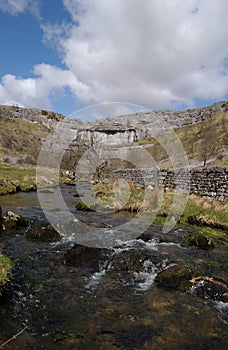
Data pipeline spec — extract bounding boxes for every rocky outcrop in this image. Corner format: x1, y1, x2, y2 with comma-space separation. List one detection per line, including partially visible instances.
1, 101, 227, 176
71, 100, 228, 146
0, 104, 65, 128
1, 101, 227, 148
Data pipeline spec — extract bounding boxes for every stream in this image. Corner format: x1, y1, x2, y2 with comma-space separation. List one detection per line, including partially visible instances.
0, 186, 228, 349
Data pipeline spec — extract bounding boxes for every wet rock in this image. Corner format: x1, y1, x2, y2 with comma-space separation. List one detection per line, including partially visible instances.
138, 224, 197, 248
191, 278, 228, 302
155, 265, 192, 290
2, 211, 30, 234
26, 225, 60, 242
75, 201, 95, 212
114, 324, 157, 349
188, 234, 215, 250
108, 249, 160, 273
103, 249, 161, 291
63, 244, 110, 272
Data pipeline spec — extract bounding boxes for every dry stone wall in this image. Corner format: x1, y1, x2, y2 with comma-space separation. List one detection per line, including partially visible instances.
110, 167, 227, 202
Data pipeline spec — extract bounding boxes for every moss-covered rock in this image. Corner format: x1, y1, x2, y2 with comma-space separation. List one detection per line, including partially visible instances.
188, 233, 215, 250
155, 265, 192, 290
75, 201, 95, 212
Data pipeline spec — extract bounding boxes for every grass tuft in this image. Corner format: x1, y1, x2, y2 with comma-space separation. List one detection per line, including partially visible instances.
0, 253, 12, 296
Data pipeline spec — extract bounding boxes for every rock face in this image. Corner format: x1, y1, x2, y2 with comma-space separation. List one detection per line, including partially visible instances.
1, 100, 227, 149
0, 104, 66, 128
0, 101, 227, 182
70, 100, 228, 147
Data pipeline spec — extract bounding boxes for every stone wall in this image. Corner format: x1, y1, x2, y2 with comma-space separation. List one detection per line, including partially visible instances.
110, 167, 227, 202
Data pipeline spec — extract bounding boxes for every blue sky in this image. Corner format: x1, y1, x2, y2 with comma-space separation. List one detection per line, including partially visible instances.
0, 0, 228, 117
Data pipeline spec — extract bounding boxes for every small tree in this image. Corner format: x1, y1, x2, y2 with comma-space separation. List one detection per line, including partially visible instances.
195, 121, 219, 166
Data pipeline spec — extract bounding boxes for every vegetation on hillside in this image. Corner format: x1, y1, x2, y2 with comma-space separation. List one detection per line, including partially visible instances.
136, 112, 228, 167
0, 115, 49, 164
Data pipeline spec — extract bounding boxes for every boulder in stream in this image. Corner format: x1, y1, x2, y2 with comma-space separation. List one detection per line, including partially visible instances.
63, 244, 110, 272
26, 225, 60, 242
188, 233, 215, 250
1, 210, 30, 234
155, 265, 192, 290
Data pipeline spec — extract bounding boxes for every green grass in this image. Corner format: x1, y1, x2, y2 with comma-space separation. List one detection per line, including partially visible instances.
0, 253, 12, 296
93, 182, 148, 212
0, 163, 36, 195
93, 183, 228, 241
0, 115, 49, 161
154, 191, 228, 243
134, 112, 228, 167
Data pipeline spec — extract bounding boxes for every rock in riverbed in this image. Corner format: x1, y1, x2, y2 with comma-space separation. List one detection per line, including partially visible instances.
0, 208, 30, 235
155, 265, 192, 290
63, 244, 110, 272
26, 225, 61, 242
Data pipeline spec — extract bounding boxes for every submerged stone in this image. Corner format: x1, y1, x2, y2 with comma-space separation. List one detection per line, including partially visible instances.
75, 201, 95, 212
26, 225, 60, 242
63, 244, 110, 272
155, 265, 192, 290
188, 234, 215, 250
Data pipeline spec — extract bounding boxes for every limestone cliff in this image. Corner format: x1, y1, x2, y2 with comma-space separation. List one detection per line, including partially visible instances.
0, 100, 227, 168
70, 100, 228, 147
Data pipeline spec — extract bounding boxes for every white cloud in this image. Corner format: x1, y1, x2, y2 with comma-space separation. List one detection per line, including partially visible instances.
1, 0, 228, 111
58, 0, 228, 108
0, 64, 82, 109
0, 0, 39, 16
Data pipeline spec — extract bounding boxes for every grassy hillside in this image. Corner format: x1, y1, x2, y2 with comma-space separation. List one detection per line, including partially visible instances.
0, 115, 49, 164
137, 111, 228, 168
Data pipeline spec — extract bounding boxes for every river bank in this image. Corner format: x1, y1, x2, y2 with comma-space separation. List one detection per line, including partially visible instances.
0, 164, 36, 195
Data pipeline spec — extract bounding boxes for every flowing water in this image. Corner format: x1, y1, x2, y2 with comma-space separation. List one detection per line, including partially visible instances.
0, 186, 228, 349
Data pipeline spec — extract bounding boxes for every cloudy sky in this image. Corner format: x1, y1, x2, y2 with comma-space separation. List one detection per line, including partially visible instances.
0, 0, 228, 116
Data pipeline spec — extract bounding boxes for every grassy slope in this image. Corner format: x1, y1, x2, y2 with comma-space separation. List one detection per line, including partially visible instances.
137, 111, 228, 168
0, 115, 49, 161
